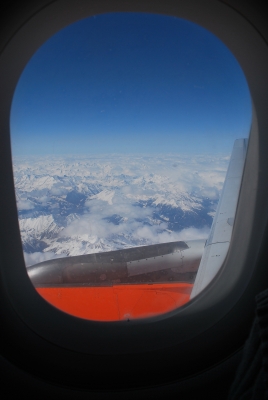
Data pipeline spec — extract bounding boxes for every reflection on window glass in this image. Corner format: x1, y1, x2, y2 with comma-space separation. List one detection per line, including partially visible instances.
10, 13, 251, 320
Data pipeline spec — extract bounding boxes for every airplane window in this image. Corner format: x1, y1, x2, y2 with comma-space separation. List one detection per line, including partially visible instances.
10, 12, 251, 321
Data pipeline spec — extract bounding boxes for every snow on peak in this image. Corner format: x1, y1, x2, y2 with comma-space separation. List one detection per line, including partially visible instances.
90, 189, 115, 205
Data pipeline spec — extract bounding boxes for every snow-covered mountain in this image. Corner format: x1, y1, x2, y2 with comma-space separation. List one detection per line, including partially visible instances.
13, 154, 229, 266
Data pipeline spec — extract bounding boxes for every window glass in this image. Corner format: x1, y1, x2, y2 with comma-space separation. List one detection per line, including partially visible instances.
10, 12, 251, 320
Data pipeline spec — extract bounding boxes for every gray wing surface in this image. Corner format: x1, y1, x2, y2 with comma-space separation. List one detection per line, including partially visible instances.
190, 138, 248, 299
28, 239, 205, 286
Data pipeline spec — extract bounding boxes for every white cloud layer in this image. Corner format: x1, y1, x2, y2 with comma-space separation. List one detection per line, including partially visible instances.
13, 153, 229, 261
24, 251, 63, 267
17, 199, 34, 210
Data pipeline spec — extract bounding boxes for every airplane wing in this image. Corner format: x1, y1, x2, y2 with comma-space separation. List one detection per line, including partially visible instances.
28, 239, 205, 320
190, 138, 248, 299
27, 139, 247, 320
28, 239, 205, 286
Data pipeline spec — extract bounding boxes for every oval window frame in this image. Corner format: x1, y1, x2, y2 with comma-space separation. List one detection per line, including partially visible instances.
0, 0, 268, 390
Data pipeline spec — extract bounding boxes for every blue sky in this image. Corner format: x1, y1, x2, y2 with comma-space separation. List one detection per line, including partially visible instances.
10, 12, 252, 156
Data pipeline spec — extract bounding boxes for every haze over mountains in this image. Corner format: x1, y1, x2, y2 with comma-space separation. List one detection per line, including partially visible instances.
13, 154, 229, 267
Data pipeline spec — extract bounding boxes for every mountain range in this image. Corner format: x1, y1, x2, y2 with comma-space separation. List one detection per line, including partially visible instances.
12, 153, 229, 266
